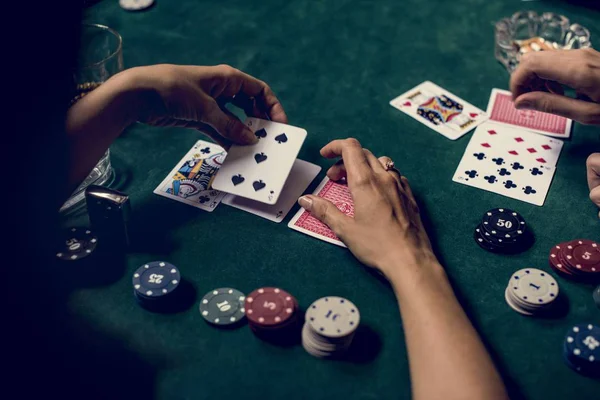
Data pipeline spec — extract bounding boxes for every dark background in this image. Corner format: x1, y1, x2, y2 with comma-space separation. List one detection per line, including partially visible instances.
5, 1, 600, 399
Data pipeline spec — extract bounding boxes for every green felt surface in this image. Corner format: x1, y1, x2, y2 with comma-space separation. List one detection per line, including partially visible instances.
64, 1, 600, 399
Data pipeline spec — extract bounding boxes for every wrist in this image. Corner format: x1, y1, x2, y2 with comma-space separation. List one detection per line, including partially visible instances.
103, 67, 154, 126
377, 250, 446, 287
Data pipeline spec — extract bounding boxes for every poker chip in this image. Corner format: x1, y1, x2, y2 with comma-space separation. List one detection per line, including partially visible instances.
244, 287, 300, 341
548, 239, 600, 281
199, 288, 246, 326
474, 208, 533, 254
132, 261, 181, 311
504, 268, 559, 316
302, 296, 360, 358
56, 227, 98, 261
563, 323, 600, 377
119, 0, 154, 11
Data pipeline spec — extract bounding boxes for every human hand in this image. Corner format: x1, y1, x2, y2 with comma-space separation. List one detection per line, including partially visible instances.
587, 153, 600, 216
510, 48, 600, 125
297, 138, 437, 275
119, 64, 288, 147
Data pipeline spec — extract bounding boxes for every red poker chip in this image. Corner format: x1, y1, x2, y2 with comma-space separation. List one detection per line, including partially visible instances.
549, 242, 573, 276
564, 239, 600, 274
245, 287, 297, 327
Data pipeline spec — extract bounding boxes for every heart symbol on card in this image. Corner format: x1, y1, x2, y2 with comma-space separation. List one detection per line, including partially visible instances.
403, 101, 411, 107
254, 152, 267, 164
255, 128, 267, 139
252, 180, 266, 191
275, 133, 288, 144
231, 174, 245, 186
469, 113, 478, 118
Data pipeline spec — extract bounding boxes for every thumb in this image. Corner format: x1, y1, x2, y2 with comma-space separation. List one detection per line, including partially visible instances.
514, 92, 600, 125
204, 102, 258, 145
298, 195, 349, 235
590, 185, 600, 209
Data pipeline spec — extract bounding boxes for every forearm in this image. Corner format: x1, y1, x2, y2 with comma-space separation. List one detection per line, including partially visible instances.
64, 70, 142, 194
386, 258, 508, 400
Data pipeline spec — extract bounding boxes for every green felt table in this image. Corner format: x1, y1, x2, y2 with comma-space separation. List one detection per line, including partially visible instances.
63, 1, 600, 399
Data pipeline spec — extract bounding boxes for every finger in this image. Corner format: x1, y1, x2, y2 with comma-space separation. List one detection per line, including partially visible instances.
590, 186, 600, 209
400, 176, 420, 215
587, 153, 600, 190
510, 50, 589, 99
326, 159, 347, 181
320, 139, 372, 186
202, 100, 258, 144
514, 92, 600, 125
209, 66, 288, 123
298, 195, 350, 235
364, 149, 385, 172
378, 156, 402, 185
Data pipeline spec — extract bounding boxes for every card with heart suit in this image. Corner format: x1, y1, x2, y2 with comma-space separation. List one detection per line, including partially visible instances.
467, 122, 564, 167
452, 124, 557, 206
288, 177, 354, 247
223, 159, 321, 223
487, 88, 572, 138
153, 139, 228, 212
212, 117, 307, 205
390, 81, 489, 140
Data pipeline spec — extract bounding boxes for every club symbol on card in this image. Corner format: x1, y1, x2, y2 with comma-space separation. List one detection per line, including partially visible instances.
254, 152, 268, 164
232, 174, 245, 186
530, 167, 544, 176
253, 180, 266, 191
255, 128, 267, 139
511, 162, 524, 171
503, 180, 517, 189
200, 147, 211, 154
523, 186, 537, 195
473, 153, 486, 160
464, 170, 478, 180
492, 158, 505, 166
275, 133, 288, 144
484, 175, 498, 184
498, 168, 511, 176
199, 195, 210, 204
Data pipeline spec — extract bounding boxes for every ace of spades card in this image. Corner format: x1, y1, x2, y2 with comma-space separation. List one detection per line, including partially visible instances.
153, 139, 228, 211
212, 117, 307, 205
452, 124, 560, 206
390, 81, 488, 140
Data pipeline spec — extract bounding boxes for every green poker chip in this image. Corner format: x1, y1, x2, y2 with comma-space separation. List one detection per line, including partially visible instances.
199, 288, 246, 326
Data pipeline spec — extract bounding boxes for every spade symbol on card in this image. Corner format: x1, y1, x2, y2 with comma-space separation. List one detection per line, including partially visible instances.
254, 152, 267, 164
275, 133, 288, 144
255, 128, 267, 139
253, 180, 266, 191
232, 174, 245, 186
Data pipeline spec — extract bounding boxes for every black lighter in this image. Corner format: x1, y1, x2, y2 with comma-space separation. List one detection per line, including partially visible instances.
85, 185, 131, 250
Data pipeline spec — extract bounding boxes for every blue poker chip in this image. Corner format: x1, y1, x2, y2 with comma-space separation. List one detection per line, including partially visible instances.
563, 323, 600, 376
132, 261, 181, 298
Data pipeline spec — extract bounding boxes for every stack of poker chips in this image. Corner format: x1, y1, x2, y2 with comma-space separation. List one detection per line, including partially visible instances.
473, 208, 533, 254
302, 296, 360, 358
563, 324, 600, 377
548, 239, 600, 281
199, 288, 246, 327
244, 287, 300, 341
132, 261, 182, 311
504, 268, 559, 316
55, 227, 98, 261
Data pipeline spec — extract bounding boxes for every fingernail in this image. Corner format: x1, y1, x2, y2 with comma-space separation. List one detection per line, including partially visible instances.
515, 101, 533, 110
298, 196, 312, 211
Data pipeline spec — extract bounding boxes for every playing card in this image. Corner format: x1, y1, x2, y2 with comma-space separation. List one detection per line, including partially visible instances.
468, 122, 564, 167
222, 159, 321, 223
390, 81, 489, 140
487, 88, 572, 138
153, 139, 227, 212
288, 177, 353, 247
452, 127, 557, 206
212, 117, 307, 205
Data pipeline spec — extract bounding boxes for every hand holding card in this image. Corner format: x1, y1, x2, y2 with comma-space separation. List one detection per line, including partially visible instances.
212, 118, 307, 204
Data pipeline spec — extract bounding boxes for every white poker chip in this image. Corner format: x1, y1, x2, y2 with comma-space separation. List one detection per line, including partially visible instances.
119, 0, 155, 11
305, 296, 360, 338
510, 268, 559, 305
